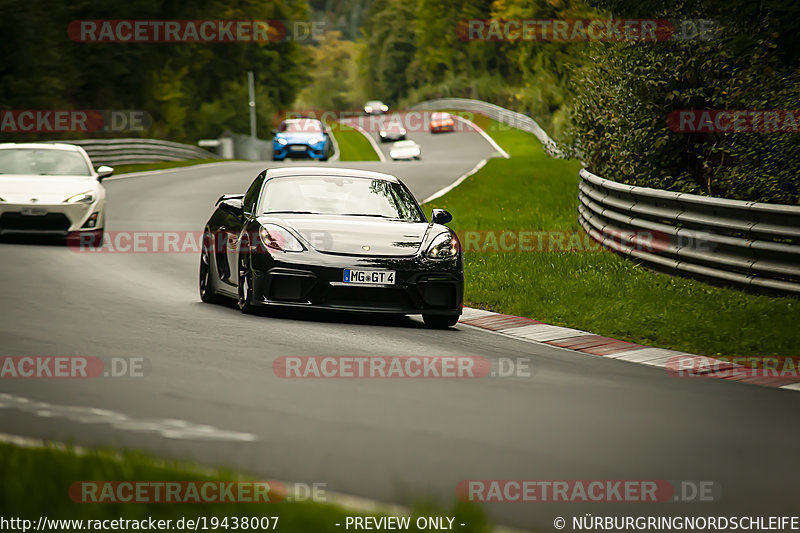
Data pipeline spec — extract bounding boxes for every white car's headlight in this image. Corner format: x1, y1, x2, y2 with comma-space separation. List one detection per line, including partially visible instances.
64, 191, 95, 204
365, 107, 373, 113
400, 128, 407, 135
307, 137, 323, 145
425, 232, 459, 259
259, 224, 304, 252
381, 105, 388, 111
276, 138, 288, 145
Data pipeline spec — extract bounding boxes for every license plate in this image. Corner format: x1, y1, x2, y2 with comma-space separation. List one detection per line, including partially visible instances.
289, 145, 306, 152
343, 269, 396, 285
20, 207, 47, 216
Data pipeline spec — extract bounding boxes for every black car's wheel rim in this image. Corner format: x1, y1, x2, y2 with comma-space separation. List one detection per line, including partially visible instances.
238, 254, 251, 309
199, 233, 211, 297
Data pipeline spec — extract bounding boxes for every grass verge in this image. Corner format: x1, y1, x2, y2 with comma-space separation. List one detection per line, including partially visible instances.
329, 122, 380, 162
423, 118, 800, 359
113, 159, 233, 175
0, 442, 491, 533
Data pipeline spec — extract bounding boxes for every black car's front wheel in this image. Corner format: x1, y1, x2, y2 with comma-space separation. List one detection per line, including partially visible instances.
237, 250, 256, 314
422, 314, 459, 329
199, 230, 221, 304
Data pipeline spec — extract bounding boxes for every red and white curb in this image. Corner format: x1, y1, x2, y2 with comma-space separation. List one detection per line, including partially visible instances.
459, 307, 800, 392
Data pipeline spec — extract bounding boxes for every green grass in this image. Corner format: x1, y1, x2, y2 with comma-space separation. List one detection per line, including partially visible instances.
423, 119, 800, 359
329, 122, 380, 162
113, 159, 233, 175
0, 443, 492, 533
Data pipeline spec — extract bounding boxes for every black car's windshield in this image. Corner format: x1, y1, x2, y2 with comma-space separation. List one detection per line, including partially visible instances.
0, 148, 92, 176
260, 176, 424, 222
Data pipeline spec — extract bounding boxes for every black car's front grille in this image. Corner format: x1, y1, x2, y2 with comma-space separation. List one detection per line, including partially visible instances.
0, 212, 71, 233
326, 286, 414, 310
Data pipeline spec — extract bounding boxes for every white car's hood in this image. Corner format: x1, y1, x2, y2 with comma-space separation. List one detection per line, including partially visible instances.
0, 175, 100, 203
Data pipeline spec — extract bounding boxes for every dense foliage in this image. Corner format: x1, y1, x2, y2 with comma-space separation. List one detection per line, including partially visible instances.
565, 0, 800, 203
359, 0, 800, 203
0, 0, 311, 141
359, 0, 592, 136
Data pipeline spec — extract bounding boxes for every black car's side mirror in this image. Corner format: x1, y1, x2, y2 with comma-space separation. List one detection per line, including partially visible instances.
220, 198, 244, 217
431, 209, 453, 225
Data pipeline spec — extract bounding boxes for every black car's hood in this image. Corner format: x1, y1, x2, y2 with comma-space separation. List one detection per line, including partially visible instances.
262, 215, 429, 256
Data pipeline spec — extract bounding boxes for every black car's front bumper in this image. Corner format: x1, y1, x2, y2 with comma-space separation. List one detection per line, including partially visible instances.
249, 250, 463, 316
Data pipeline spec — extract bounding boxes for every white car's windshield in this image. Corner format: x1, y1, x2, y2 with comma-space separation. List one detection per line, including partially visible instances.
0, 148, 91, 176
260, 176, 423, 221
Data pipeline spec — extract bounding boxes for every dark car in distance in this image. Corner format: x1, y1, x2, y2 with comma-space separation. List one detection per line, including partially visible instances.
199, 167, 463, 328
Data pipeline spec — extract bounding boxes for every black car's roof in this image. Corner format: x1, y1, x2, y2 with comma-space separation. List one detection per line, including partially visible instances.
265, 167, 400, 183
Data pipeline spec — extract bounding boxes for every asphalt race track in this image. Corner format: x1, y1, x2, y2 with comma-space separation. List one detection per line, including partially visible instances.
1, 125, 799, 531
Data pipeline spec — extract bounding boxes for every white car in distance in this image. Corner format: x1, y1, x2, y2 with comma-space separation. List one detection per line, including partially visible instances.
0, 143, 112, 245
389, 140, 422, 161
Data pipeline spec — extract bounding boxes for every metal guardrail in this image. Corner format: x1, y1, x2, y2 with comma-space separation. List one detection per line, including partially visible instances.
410, 97, 561, 157
578, 168, 800, 294
53, 138, 217, 166
413, 97, 800, 294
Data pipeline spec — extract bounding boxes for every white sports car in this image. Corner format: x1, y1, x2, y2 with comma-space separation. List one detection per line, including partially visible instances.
389, 140, 421, 161
0, 143, 112, 245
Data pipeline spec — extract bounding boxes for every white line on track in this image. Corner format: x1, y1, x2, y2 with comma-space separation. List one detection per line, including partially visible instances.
422, 159, 487, 204
451, 114, 510, 159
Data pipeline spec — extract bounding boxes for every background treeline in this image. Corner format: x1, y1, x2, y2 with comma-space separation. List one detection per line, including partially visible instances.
0, 0, 311, 141
3, 0, 798, 203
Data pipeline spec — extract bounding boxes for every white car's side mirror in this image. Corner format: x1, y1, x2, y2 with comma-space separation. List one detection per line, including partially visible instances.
96, 166, 114, 180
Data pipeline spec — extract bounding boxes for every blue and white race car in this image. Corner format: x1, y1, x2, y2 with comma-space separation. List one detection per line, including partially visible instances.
272, 118, 333, 161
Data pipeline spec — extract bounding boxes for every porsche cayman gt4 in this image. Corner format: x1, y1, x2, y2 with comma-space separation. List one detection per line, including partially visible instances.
199, 167, 463, 328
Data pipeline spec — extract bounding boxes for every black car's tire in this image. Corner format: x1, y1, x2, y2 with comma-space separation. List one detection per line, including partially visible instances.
237, 250, 256, 314
199, 230, 222, 304
422, 314, 459, 329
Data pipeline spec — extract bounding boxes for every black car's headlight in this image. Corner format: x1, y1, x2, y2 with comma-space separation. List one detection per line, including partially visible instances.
425, 232, 460, 259
259, 224, 304, 252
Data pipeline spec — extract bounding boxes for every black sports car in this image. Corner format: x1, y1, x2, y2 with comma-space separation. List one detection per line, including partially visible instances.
199, 167, 463, 328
